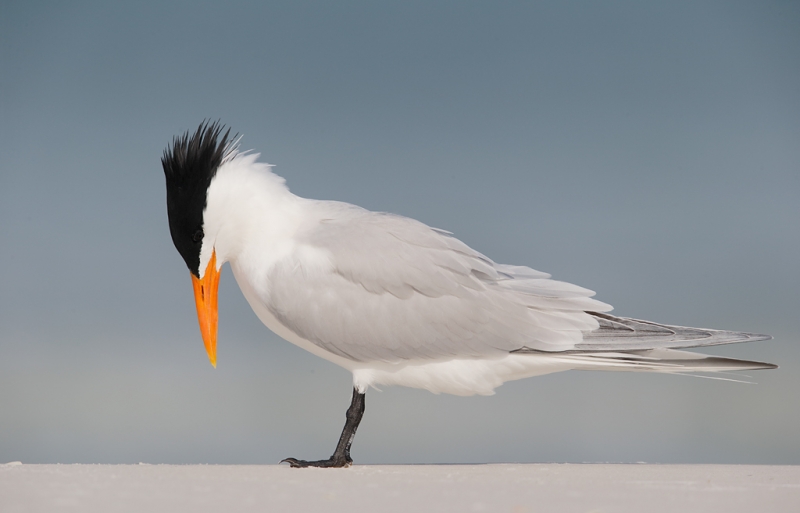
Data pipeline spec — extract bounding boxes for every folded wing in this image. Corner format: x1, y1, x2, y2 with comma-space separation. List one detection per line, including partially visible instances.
265, 202, 770, 364
266, 202, 610, 362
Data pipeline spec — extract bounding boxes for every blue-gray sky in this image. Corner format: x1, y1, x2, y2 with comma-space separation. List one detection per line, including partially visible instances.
1, 0, 798, 464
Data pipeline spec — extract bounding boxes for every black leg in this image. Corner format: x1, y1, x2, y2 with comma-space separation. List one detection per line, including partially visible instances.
281, 387, 366, 468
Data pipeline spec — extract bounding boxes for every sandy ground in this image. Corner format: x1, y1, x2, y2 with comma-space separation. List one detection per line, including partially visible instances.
1, 462, 798, 513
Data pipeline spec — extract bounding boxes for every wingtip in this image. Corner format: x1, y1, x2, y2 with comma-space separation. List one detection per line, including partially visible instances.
746, 333, 773, 343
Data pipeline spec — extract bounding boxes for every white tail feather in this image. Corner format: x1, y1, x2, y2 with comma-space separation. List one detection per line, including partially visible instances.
553, 348, 777, 374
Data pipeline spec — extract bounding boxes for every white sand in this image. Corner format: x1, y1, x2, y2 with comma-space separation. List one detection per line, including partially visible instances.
1, 462, 798, 512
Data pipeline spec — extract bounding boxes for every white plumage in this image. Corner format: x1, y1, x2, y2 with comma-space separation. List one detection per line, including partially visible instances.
196, 150, 773, 397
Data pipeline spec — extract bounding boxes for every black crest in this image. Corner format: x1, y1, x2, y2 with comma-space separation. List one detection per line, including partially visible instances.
162, 121, 234, 276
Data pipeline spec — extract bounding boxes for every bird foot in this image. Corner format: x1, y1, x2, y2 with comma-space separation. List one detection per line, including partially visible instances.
280, 456, 352, 468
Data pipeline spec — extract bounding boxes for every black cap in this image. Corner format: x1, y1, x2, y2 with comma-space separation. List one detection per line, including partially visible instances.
162, 121, 233, 276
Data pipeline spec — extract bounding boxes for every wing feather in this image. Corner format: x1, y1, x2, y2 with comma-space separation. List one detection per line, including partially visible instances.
574, 312, 772, 351
264, 202, 611, 362
262, 202, 766, 363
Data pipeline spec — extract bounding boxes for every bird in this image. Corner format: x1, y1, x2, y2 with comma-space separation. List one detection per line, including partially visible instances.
162, 121, 776, 468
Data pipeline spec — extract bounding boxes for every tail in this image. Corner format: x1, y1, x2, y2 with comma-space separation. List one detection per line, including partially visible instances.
556, 348, 777, 374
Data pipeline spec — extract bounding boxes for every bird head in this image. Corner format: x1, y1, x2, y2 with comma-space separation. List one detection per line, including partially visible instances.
162, 121, 236, 367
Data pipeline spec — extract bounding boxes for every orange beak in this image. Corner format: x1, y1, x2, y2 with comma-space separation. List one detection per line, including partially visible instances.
191, 250, 220, 367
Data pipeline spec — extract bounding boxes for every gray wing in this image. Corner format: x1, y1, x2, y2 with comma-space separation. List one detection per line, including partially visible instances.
265, 202, 612, 362
575, 312, 772, 351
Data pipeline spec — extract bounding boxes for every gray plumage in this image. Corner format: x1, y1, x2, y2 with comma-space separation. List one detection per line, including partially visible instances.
261, 201, 771, 371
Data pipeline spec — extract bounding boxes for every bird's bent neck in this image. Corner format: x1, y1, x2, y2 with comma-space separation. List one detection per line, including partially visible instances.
198, 153, 305, 275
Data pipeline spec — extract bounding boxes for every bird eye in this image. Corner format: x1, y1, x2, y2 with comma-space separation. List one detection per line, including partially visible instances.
192, 229, 204, 243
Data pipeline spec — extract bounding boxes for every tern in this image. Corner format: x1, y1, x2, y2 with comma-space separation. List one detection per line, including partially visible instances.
162, 121, 775, 468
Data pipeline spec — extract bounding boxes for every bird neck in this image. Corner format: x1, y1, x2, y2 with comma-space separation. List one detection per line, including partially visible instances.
199, 152, 305, 275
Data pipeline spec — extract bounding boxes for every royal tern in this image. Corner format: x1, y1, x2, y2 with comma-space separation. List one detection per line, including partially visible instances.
162, 122, 775, 468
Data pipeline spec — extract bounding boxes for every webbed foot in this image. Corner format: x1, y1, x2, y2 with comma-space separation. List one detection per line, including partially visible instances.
280, 456, 352, 468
